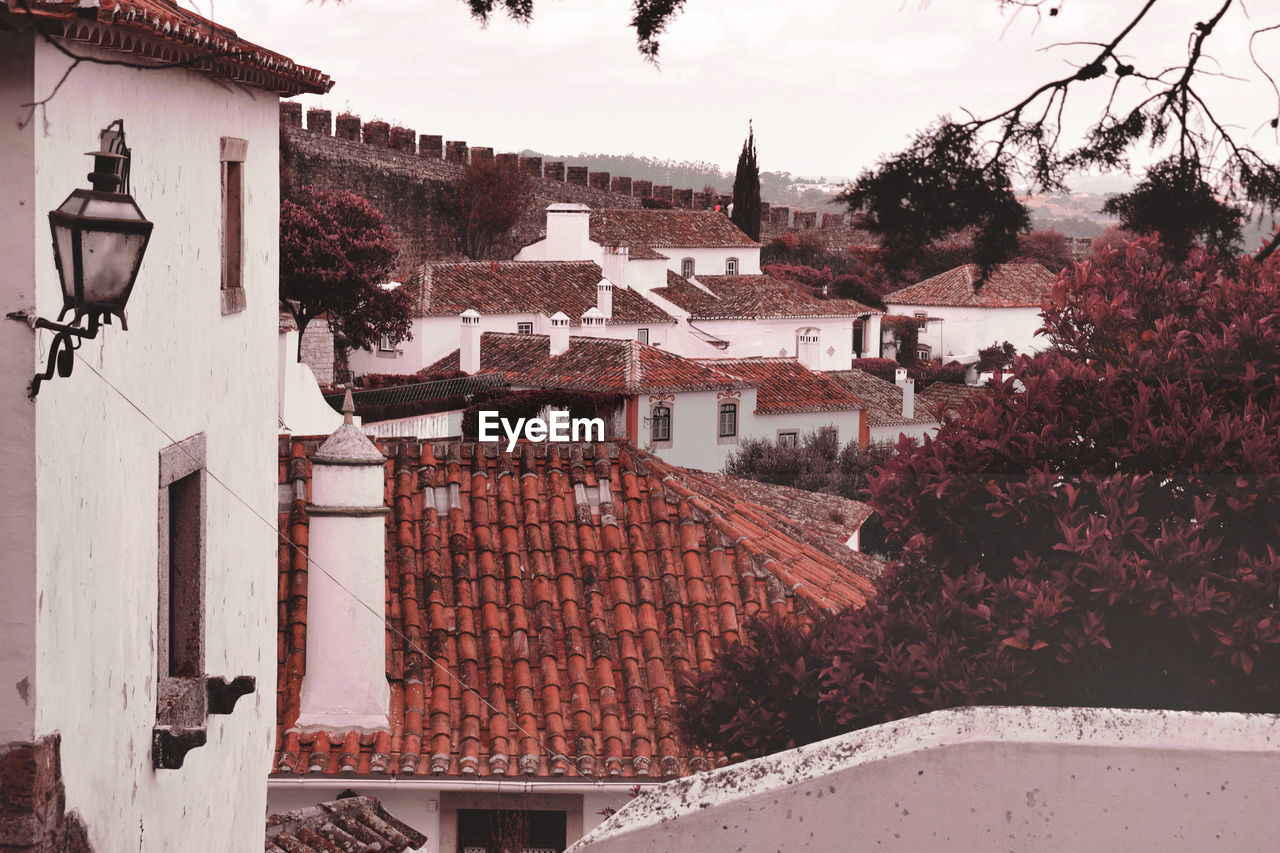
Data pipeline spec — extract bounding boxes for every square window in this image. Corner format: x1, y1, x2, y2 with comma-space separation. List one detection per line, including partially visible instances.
637, 328, 649, 345
378, 334, 395, 352
718, 403, 738, 438
914, 311, 928, 330
778, 431, 798, 447
517, 322, 534, 335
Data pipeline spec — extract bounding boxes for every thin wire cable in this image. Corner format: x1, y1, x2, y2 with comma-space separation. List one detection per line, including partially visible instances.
75, 357, 633, 804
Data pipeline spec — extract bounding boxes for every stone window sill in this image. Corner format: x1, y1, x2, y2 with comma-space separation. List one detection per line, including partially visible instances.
221, 286, 247, 315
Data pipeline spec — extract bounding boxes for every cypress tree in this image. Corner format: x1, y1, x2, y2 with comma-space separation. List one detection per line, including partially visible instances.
730, 122, 761, 241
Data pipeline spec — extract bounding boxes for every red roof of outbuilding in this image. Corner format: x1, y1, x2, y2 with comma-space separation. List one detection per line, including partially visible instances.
427, 332, 744, 395
590, 209, 759, 250
698, 358, 865, 415
403, 262, 674, 326
885, 263, 1057, 308
6, 1, 332, 95
275, 439, 875, 781
654, 272, 875, 321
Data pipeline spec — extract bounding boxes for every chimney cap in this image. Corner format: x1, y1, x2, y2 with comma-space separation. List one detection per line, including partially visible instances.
597, 278, 613, 289
547, 202, 590, 213
461, 308, 481, 322
550, 311, 570, 325
582, 306, 604, 319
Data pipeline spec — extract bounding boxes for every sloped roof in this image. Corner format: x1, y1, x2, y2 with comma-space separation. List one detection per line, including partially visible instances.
275, 439, 876, 780
824, 369, 938, 429
402, 261, 674, 326
698, 358, 865, 415
427, 332, 745, 395
676, 471, 880, 579
266, 797, 427, 853
653, 272, 874, 321
7, 1, 331, 95
885, 263, 1057, 308
918, 381, 992, 420
590, 209, 758, 250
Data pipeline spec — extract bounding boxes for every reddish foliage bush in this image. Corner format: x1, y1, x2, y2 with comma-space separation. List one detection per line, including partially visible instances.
880, 315, 920, 365
681, 238, 1280, 759
438, 157, 534, 258
909, 360, 965, 389
761, 263, 832, 292
847, 357, 899, 383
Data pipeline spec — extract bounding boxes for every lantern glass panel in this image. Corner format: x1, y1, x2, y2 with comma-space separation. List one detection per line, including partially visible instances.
52, 220, 76, 302
80, 229, 146, 306
80, 195, 143, 221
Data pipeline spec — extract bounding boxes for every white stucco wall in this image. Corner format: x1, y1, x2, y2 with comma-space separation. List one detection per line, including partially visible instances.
662, 316, 860, 371
573, 706, 1280, 853
887, 303, 1045, 364
0, 29, 38, 746
665, 246, 761, 278
868, 421, 936, 448
280, 330, 344, 435
19, 40, 280, 851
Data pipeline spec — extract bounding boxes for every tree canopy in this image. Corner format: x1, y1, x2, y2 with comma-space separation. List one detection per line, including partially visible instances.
730, 123, 761, 241
681, 238, 1280, 758
280, 189, 411, 360
437, 156, 535, 259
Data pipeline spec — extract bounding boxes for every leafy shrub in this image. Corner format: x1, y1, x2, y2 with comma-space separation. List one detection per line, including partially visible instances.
846, 358, 899, 383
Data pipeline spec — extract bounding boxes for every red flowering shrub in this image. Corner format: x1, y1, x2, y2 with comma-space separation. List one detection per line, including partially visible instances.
681, 238, 1280, 759
281, 189, 411, 359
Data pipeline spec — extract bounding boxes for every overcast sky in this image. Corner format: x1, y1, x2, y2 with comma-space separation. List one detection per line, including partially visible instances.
205, 1, 1278, 184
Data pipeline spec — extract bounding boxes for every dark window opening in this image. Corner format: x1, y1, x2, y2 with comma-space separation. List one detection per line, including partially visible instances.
457, 808, 567, 853
166, 471, 204, 678
718, 403, 738, 438
651, 405, 671, 442
681, 258, 695, 278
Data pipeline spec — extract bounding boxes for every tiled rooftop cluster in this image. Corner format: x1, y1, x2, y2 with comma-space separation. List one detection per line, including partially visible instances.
886, 263, 1057, 308
402, 261, 673, 325
917, 381, 992, 419
701, 358, 867, 415
276, 439, 875, 780
428, 332, 744, 395
588, 209, 760, 250
13, 1, 331, 95
266, 796, 427, 853
824, 370, 934, 429
653, 272, 876, 321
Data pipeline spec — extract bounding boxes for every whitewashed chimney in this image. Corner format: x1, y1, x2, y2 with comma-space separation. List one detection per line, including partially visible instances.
895, 367, 915, 419
550, 311, 571, 355
460, 309, 481, 374
545, 203, 592, 260
797, 328, 821, 370
295, 390, 390, 733
596, 278, 614, 319
581, 306, 606, 336
862, 313, 882, 358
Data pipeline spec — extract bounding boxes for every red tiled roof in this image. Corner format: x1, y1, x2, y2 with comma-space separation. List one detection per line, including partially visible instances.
697, 358, 865, 415
824, 369, 937, 429
885, 263, 1057, 308
275, 439, 874, 780
654, 272, 874, 321
590, 209, 758, 250
918, 381, 992, 420
675, 472, 880, 580
427, 332, 744, 395
266, 797, 427, 853
403, 262, 674, 326
7, 1, 332, 96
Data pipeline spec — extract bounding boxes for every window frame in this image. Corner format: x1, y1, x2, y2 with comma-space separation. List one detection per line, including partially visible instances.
725, 257, 738, 275
650, 404, 672, 443
377, 334, 396, 353
914, 311, 928, 330
777, 430, 798, 447
681, 257, 695, 279
516, 321, 534, 335
220, 137, 248, 315
718, 402, 738, 439
637, 327, 649, 345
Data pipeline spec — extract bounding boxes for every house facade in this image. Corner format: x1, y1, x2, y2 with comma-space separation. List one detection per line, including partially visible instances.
271, 434, 877, 851
884, 263, 1057, 365
0, 3, 328, 850
515, 205, 884, 369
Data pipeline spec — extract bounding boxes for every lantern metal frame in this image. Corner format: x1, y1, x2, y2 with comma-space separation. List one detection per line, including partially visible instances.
31, 120, 153, 396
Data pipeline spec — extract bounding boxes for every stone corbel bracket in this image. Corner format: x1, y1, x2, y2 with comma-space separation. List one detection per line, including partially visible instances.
207, 675, 256, 715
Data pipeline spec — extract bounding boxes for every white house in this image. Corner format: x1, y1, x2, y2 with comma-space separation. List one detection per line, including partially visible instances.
345, 260, 677, 378
0, 2, 328, 850
516, 204, 884, 368
884, 263, 1057, 365
826, 368, 992, 447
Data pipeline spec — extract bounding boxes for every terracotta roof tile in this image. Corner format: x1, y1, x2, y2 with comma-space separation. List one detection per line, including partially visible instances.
654, 272, 875, 321
885, 263, 1057, 308
403, 261, 674, 325
918, 381, 992, 419
266, 796, 427, 853
825, 369, 937, 428
275, 439, 874, 781
698, 358, 866, 415
427, 332, 745, 395
590, 209, 758, 250
9, 1, 331, 95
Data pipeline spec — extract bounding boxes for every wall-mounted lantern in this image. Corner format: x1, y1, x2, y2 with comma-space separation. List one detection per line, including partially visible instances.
30, 120, 153, 396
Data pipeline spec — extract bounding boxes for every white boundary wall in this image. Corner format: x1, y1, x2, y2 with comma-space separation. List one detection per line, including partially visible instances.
572, 706, 1280, 852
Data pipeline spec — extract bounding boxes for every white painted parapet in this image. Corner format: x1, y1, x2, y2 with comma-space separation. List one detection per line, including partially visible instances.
571, 706, 1280, 852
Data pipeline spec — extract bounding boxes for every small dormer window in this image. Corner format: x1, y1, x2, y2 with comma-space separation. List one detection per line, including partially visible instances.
725, 257, 738, 275
517, 322, 533, 334
681, 258, 695, 279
